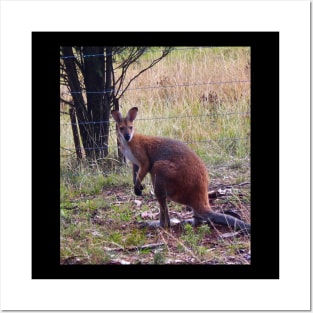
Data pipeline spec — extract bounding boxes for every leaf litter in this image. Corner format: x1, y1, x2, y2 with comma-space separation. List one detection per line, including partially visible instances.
60, 183, 250, 265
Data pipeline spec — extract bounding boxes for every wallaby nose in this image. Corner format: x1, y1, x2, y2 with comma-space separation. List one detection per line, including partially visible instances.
124, 133, 131, 141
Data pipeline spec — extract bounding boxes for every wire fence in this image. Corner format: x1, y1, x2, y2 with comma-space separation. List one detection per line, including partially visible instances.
61, 111, 250, 126
60, 46, 250, 165
60, 102, 250, 154
60, 108, 250, 153
61, 136, 250, 153
64, 80, 249, 95
60, 46, 215, 60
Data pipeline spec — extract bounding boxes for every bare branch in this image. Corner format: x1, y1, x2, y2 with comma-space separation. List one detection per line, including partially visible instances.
114, 47, 146, 95
117, 48, 172, 99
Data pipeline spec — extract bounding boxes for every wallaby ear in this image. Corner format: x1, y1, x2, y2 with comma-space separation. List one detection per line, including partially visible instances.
111, 110, 123, 123
127, 107, 138, 122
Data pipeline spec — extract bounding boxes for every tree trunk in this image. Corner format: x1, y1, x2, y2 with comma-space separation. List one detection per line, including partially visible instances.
62, 47, 93, 159
61, 46, 172, 162
83, 46, 106, 159
82, 46, 113, 160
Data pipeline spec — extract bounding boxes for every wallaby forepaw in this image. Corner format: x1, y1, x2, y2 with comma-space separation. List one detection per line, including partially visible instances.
134, 183, 145, 196
134, 187, 143, 196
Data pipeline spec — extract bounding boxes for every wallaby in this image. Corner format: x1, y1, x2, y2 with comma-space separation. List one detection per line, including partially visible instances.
111, 107, 250, 233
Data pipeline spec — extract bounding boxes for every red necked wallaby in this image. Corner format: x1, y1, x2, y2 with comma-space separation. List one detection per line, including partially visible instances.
111, 107, 250, 233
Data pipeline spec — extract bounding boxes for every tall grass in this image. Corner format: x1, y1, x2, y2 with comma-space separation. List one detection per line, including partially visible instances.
61, 47, 250, 172
60, 47, 251, 265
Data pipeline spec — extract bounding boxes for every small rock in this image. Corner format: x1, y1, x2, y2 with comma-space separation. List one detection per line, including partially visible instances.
134, 200, 142, 207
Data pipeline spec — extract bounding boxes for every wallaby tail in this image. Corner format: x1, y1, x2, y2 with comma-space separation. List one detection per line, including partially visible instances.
205, 212, 250, 233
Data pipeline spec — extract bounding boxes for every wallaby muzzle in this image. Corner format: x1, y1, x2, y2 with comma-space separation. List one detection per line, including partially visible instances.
124, 133, 131, 141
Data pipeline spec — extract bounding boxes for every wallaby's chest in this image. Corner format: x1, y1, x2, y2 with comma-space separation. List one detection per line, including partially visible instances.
119, 139, 140, 166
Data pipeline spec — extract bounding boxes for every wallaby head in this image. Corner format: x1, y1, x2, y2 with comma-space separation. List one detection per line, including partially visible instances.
111, 107, 138, 143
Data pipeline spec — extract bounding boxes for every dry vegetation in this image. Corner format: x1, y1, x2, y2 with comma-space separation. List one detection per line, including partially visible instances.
60, 47, 251, 265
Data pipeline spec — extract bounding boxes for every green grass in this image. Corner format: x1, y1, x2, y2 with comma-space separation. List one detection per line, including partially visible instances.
60, 46, 251, 265
179, 223, 212, 257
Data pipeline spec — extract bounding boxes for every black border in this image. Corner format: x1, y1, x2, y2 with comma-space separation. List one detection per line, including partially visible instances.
32, 32, 279, 279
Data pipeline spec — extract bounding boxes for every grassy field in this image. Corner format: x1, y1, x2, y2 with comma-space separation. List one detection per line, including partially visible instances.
60, 47, 251, 265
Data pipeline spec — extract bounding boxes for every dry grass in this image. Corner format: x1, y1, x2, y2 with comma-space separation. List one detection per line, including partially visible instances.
119, 47, 250, 162
60, 47, 251, 265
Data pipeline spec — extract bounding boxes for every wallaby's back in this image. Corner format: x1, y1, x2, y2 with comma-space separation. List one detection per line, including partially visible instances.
128, 134, 210, 212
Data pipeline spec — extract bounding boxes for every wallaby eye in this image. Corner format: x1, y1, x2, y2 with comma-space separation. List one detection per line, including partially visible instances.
129, 126, 133, 130
120, 127, 125, 131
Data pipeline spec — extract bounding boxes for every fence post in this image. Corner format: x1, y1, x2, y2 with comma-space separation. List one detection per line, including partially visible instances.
113, 98, 126, 164
69, 108, 82, 160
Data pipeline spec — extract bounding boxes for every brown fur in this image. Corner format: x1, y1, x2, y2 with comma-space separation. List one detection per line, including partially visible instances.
129, 134, 211, 213
111, 107, 250, 232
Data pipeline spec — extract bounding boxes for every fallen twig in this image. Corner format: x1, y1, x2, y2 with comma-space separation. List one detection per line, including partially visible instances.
104, 242, 165, 253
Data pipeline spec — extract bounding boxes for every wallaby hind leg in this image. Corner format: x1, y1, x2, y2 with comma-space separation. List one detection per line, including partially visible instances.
156, 196, 171, 229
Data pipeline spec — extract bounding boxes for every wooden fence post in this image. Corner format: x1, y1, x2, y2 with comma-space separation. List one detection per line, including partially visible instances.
69, 108, 82, 160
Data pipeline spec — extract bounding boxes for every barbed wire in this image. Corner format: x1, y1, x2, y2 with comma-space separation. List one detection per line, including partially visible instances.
137, 111, 250, 121
60, 111, 250, 126
64, 80, 249, 95
60, 46, 215, 60
60, 136, 250, 153
60, 49, 250, 163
